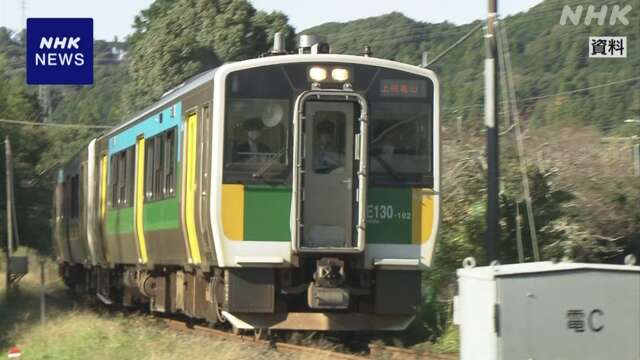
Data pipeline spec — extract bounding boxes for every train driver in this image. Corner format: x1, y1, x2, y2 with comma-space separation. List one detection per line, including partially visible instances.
313, 120, 343, 174
234, 117, 272, 162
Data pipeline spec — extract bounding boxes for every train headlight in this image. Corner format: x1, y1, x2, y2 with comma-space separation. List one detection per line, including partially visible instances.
331, 68, 349, 82
309, 66, 327, 82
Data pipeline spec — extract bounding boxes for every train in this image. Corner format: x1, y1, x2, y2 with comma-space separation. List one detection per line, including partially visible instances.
52, 34, 440, 333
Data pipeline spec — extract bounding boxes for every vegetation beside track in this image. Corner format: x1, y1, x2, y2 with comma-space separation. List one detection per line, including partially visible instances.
0, 252, 455, 359
0, 259, 300, 360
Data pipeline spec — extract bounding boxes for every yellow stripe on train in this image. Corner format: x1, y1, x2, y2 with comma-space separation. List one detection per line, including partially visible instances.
135, 137, 149, 263
411, 188, 435, 245
221, 184, 244, 240
185, 113, 202, 263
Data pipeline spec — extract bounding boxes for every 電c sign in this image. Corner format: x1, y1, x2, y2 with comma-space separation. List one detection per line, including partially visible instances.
26, 18, 93, 85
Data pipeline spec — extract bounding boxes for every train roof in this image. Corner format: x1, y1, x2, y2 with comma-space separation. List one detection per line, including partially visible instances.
105, 53, 439, 139
104, 68, 217, 138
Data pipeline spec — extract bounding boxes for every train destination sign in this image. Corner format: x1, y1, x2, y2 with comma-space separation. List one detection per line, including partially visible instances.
380, 79, 427, 98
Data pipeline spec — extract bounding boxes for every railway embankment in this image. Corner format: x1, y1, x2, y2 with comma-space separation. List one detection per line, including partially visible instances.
0, 253, 297, 359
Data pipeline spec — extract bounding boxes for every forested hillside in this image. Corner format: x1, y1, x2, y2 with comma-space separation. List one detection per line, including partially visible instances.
306, 0, 640, 132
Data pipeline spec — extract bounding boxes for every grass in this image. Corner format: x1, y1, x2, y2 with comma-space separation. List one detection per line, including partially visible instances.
0, 249, 459, 359
0, 284, 306, 360
431, 324, 460, 355
0, 251, 305, 360
11, 310, 302, 360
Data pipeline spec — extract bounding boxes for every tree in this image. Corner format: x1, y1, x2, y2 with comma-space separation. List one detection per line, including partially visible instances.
123, 0, 296, 114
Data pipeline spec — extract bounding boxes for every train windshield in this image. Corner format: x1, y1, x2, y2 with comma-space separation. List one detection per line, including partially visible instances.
369, 101, 432, 186
223, 63, 434, 187
367, 70, 434, 187
224, 66, 293, 183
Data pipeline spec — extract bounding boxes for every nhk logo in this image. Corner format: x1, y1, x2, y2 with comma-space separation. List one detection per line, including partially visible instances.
36, 37, 85, 66
560, 4, 632, 25
26, 18, 93, 85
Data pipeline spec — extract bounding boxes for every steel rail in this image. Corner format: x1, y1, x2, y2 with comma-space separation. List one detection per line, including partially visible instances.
161, 317, 457, 360
45, 287, 457, 359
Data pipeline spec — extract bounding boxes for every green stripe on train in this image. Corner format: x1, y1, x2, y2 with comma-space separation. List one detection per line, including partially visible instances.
240, 186, 413, 243
106, 197, 180, 236
244, 185, 291, 241
106, 207, 134, 235
143, 197, 180, 231
366, 187, 412, 244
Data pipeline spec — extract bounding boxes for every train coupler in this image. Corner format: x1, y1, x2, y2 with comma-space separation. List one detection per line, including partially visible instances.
308, 257, 350, 309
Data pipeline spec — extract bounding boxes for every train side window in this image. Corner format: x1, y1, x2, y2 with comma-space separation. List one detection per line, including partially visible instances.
164, 129, 176, 196
126, 148, 135, 206
70, 174, 79, 218
109, 155, 118, 207
145, 138, 154, 200
118, 151, 127, 206
153, 135, 165, 199
140, 128, 176, 202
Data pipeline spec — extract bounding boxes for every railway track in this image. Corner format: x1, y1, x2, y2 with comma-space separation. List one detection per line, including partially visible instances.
45, 288, 456, 360
161, 318, 457, 360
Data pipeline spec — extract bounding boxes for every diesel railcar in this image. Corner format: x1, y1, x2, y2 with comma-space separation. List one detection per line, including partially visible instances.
53, 36, 440, 332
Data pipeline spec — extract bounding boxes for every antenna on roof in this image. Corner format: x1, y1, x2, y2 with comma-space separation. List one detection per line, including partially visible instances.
271, 32, 287, 55
362, 45, 372, 57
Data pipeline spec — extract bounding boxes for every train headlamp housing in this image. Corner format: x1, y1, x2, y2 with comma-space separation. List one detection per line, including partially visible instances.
308, 66, 327, 82
331, 68, 350, 82
307, 65, 352, 85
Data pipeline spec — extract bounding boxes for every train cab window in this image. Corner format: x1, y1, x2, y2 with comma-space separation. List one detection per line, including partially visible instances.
366, 70, 434, 187
369, 102, 432, 186
224, 99, 290, 182
223, 65, 293, 184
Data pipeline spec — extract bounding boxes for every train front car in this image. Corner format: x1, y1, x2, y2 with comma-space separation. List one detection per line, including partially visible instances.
211, 51, 440, 331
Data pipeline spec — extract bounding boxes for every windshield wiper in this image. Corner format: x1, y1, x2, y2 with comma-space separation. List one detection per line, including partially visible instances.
372, 154, 402, 181
252, 147, 286, 179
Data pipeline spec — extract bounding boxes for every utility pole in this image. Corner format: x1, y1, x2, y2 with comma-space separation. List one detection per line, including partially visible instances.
485, 0, 499, 263
4, 136, 13, 290
39, 86, 52, 122
4, 137, 26, 292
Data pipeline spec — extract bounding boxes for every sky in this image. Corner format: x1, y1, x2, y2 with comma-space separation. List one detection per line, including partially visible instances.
0, 0, 544, 41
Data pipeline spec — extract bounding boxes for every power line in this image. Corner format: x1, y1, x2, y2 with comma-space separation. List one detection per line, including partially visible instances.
428, 22, 484, 66
446, 76, 640, 112
498, 19, 540, 261
514, 77, 640, 103
444, 86, 634, 115
0, 118, 112, 129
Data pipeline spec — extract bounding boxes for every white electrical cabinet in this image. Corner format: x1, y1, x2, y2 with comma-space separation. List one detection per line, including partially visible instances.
454, 262, 640, 360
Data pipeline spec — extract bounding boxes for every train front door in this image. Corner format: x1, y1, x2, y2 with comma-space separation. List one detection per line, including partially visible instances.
301, 101, 355, 248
